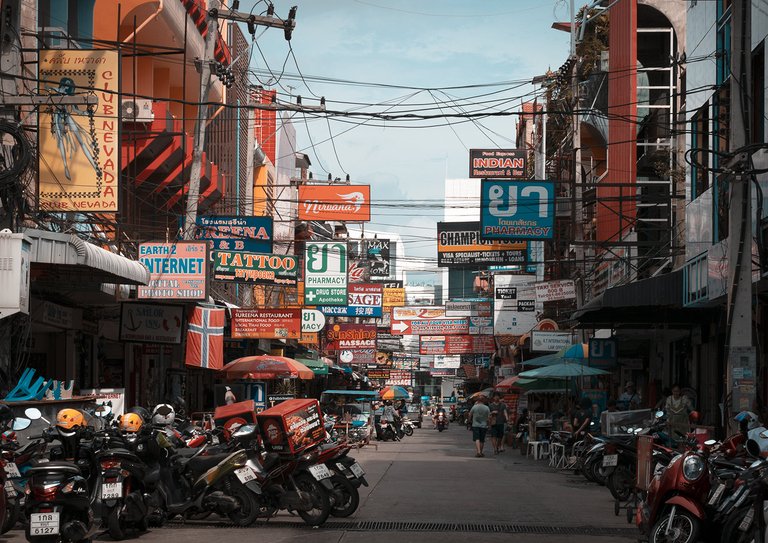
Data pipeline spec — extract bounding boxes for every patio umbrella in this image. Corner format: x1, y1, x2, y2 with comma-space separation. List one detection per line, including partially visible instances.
495, 376, 526, 392
379, 385, 409, 400
222, 355, 315, 380
515, 377, 579, 394
518, 362, 609, 379
468, 387, 494, 401
521, 343, 589, 367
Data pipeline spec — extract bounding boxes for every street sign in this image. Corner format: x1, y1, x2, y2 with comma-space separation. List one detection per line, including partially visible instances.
480, 180, 555, 240
304, 241, 348, 305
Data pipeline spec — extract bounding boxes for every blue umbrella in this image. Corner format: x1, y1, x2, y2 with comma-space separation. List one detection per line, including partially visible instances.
518, 362, 609, 379
521, 343, 589, 366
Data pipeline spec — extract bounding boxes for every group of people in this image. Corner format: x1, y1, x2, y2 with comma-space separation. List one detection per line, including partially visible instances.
467, 392, 511, 457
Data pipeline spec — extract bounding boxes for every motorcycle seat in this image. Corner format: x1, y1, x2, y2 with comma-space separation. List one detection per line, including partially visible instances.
185, 453, 232, 476
26, 460, 80, 475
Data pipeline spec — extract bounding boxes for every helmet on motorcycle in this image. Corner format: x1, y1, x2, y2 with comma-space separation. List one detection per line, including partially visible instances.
735, 411, 761, 431
152, 404, 175, 427
119, 412, 144, 433
688, 411, 701, 424
128, 406, 151, 423
56, 408, 85, 430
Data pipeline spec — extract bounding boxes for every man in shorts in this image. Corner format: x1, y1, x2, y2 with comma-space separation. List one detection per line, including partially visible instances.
488, 392, 509, 454
469, 396, 491, 457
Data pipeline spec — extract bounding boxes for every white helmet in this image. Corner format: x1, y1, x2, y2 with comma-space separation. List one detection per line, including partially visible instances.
152, 404, 176, 427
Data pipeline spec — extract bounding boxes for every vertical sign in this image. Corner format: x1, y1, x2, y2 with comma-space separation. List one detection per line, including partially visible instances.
493, 274, 537, 335
304, 241, 348, 305
38, 50, 120, 211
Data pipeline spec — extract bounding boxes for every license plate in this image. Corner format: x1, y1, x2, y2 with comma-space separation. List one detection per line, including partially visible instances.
602, 454, 618, 467
708, 483, 726, 505
235, 467, 256, 484
101, 482, 122, 500
30, 512, 60, 535
308, 464, 332, 481
739, 508, 754, 531
4, 480, 17, 497
349, 463, 365, 478
4, 462, 20, 478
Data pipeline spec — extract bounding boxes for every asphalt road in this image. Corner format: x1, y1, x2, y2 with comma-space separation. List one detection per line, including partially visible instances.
1, 424, 636, 543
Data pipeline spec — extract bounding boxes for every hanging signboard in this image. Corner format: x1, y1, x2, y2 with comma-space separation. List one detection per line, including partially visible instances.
339, 348, 376, 365
430, 368, 457, 377
480, 180, 555, 240
138, 242, 208, 300
367, 369, 391, 380
530, 330, 573, 352
119, 303, 184, 344
535, 279, 577, 303
230, 309, 301, 339
212, 250, 298, 286
298, 185, 371, 222
325, 324, 377, 350
318, 283, 383, 317
195, 216, 273, 253
469, 149, 526, 179
419, 335, 495, 356
391, 317, 469, 336
38, 49, 120, 212
493, 274, 537, 336
437, 221, 527, 268
433, 355, 461, 369
468, 316, 494, 335
589, 338, 618, 368
383, 288, 406, 307
304, 241, 348, 305
445, 299, 492, 317
385, 370, 413, 386
364, 238, 391, 277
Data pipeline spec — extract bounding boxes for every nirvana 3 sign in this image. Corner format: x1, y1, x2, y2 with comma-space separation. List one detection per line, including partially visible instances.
298, 185, 371, 222
481, 180, 555, 240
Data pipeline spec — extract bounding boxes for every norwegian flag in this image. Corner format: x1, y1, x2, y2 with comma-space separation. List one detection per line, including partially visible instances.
185, 306, 225, 370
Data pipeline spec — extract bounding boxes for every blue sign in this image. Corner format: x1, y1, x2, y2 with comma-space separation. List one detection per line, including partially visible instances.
589, 338, 618, 369
249, 381, 267, 409
317, 305, 383, 318
194, 216, 273, 253
480, 180, 555, 240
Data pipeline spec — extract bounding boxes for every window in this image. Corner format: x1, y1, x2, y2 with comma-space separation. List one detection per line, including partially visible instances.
716, 0, 732, 86
691, 104, 710, 200
38, 0, 94, 47
753, 43, 765, 144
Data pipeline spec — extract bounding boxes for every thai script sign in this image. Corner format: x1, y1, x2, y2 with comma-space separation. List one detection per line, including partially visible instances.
304, 241, 348, 305
325, 324, 377, 350
38, 50, 120, 212
535, 279, 576, 303
480, 180, 555, 240
230, 309, 301, 339
318, 283, 383, 317
119, 303, 184, 344
195, 216, 273, 253
589, 338, 618, 368
469, 149, 526, 179
419, 335, 495, 355
298, 185, 371, 222
212, 250, 298, 286
138, 242, 208, 300
437, 221, 526, 267
301, 309, 326, 333
493, 274, 537, 335
530, 330, 573, 352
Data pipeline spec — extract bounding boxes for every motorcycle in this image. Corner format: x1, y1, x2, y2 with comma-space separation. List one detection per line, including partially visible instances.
315, 441, 363, 518
2, 413, 33, 533
436, 412, 447, 432
401, 418, 415, 437
379, 419, 399, 441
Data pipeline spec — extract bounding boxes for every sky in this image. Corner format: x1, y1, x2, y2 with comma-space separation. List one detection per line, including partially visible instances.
250, 0, 572, 277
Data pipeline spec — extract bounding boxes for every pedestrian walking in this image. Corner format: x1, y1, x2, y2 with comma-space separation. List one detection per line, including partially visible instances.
488, 392, 509, 454
469, 396, 491, 457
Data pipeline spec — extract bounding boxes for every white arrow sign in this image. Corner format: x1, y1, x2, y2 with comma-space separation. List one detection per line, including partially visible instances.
391, 321, 410, 334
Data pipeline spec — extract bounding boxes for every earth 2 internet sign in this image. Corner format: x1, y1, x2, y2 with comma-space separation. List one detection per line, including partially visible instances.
480, 180, 555, 240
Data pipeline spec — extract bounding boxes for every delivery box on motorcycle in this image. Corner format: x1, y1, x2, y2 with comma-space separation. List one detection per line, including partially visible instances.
257, 399, 325, 455
214, 400, 258, 434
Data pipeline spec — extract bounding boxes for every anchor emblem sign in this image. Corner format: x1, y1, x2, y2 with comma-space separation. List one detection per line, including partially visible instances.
480, 180, 555, 240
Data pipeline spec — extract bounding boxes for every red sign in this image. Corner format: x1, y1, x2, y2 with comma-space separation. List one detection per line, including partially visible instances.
231, 309, 301, 339
419, 335, 496, 355
298, 185, 371, 222
325, 324, 377, 350
391, 318, 469, 336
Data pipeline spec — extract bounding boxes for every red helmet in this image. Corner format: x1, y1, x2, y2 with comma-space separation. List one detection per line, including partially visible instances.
689, 411, 701, 424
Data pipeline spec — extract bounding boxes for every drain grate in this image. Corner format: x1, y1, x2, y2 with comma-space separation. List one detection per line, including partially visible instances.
167, 519, 636, 537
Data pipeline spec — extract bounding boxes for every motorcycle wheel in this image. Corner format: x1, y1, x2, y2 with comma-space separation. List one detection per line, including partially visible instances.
329, 475, 359, 518
404, 425, 414, 437
225, 480, 259, 527
583, 457, 599, 483
650, 509, 700, 543
294, 474, 331, 527
607, 464, 634, 502
107, 506, 127, 541
383, 429, 395, 441
1, 495, 19, 534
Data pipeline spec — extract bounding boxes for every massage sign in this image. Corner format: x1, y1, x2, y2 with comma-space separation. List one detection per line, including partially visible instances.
325, 324, 377, 351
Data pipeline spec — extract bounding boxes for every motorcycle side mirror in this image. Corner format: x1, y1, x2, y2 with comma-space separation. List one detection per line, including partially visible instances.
12, 417, 31, 431
24, 407, 42, 420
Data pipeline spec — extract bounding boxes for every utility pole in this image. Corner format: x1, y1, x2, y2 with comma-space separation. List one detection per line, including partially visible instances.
725, 0, 754, 417
182, 3, 298, 240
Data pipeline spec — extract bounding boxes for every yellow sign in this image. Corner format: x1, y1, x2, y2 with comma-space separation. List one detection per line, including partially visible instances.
299, 332, 319, 346
383, 288, 405, 307
38, 49, 120, 211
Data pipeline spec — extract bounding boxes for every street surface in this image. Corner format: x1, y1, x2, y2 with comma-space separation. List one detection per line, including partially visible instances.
1, 426, 634, 543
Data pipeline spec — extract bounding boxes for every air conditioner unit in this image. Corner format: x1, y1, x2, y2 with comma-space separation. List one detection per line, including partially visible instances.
121, 98, 154, 123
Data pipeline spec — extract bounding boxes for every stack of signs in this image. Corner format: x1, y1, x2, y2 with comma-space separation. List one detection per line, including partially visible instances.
318, 283, 383, 317
304, 242, 348, 305
493, 274, 537, 336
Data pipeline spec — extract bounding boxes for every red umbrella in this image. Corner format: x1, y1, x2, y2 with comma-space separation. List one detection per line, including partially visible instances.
495, 376, 525, 392
222, 355, 315, 380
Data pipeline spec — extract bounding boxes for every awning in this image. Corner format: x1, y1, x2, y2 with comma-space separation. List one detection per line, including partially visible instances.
25, 229, 150, 286
295, 357, 329, 376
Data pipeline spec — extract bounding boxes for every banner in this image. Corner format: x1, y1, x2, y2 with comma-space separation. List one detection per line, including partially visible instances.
138, 242, 208, 300
469, 149, 526, 179
185, 306, 224, 370
493, 274, 537, 336
437, 221, 527, 268
298, 185, 371, 222
304, 241, 348, 305
38, 49, 120, 212
481, 180, 555, 240
230, 309, 301, 339
325, 324, 377, 350
535, 279, 577, 303
212, 250, 298, 286
419, 335, 495, 355
195, 216, 273, 253
530, 330, 573, 352
119, 303, 184, 344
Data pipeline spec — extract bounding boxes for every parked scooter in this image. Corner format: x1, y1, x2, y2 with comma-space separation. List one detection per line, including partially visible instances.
2, 406, 33, 534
